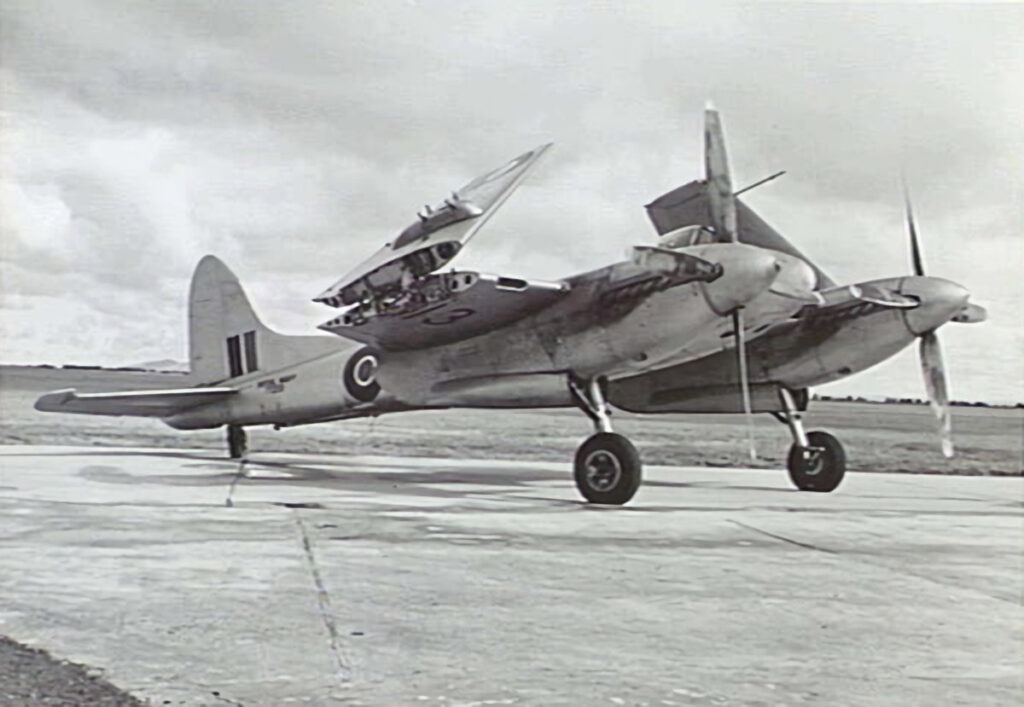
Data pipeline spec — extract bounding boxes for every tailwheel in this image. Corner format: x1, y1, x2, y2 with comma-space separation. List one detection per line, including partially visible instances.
227, 424, 247, 460
787, 430, 845, 493
574, 433, 642, 505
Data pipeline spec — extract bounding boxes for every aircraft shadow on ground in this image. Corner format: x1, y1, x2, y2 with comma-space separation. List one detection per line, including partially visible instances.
10, 448, 794, 506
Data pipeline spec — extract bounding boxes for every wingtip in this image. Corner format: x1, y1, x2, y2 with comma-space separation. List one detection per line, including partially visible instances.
195, 254, 229, 272
34, 388, 76, 411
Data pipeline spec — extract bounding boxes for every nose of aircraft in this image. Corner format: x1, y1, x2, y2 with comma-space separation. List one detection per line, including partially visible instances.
900, 276, 970, 335
698, 243, 782, 314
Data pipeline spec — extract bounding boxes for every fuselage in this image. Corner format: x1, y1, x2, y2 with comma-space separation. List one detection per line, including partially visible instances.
167, 242, 823, 428
166, 265, 969, 431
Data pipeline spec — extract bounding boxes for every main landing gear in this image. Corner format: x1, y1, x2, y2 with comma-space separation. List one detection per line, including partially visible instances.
226, 424, 248, 460
568, 378, 642, 505
775, 388, 846, 492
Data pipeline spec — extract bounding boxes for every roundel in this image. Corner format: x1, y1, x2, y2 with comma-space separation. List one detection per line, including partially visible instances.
343, 347, 381, 402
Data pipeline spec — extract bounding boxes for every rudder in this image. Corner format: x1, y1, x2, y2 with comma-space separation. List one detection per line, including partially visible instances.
188, 256, 344, 384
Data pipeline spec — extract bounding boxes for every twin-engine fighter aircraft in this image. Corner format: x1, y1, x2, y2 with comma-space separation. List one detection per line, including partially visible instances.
36, 107, 986, 504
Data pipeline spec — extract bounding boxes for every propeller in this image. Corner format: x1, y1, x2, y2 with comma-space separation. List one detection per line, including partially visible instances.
903, 184, 954, 458
706, 103, 757, 460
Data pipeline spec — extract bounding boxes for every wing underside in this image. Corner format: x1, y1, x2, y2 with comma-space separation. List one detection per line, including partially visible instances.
34, 387, 237, 418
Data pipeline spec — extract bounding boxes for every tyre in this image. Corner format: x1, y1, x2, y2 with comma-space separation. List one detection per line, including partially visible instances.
574, 433, 642, 505
787, 430, 845, 492
227, 425, 247, 460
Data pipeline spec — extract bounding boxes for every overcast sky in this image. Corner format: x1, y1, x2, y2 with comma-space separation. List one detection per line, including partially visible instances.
2, 1, 1021, 403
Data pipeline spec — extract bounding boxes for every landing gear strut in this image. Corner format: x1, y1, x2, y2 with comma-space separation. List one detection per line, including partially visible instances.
227, 424, 247, 460
568, 377, 641, 505
775, 388, 845, 492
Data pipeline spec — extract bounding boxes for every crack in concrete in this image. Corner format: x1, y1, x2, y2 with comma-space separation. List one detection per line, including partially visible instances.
224, 459, 248, 508
293, 510, 353, 683
729, 520, 838, 554
729, 519, 1021, 605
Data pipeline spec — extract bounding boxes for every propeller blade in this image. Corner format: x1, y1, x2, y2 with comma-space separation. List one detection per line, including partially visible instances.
733, 309, 757, 460
919, 331, 954, 458
705, 103, 738, 243
903, 182, 926, 276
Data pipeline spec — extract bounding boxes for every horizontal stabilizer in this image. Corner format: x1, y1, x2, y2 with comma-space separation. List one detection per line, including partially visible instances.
34, 387, 237, 418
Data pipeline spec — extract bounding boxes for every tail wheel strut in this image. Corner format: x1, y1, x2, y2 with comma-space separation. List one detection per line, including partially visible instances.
227, 425, 247, 460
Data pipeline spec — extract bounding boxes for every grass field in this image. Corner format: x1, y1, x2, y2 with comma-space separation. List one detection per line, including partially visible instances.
1, 365, 1020, 475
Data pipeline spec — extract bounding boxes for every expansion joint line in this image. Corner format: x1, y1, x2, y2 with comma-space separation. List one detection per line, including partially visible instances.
728, 519, 838, 554
224, 459, 247, 507
293, 511, 353, 682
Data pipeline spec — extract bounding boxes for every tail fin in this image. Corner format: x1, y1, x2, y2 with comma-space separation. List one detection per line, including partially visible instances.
188, 256, 344, 384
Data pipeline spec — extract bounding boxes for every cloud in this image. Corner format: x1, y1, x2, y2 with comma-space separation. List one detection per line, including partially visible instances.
1, 0, 1021, 400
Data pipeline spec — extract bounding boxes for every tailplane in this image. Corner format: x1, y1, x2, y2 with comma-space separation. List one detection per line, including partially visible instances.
189, 256, 344, 384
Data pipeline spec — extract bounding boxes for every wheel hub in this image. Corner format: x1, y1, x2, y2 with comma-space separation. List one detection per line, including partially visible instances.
583, 450, 622, 491
802, 447, 825, 476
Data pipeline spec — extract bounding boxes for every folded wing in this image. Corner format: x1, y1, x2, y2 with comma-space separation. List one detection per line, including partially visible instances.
319, 271, 567, 350
313, 144, 564, 350
314, 144, 552, 308
646, 180, 836, 290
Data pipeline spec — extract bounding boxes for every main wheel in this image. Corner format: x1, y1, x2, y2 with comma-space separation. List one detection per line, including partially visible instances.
787, 430, 845, 492
574, 433, 642, 505
227, 425, 247, 460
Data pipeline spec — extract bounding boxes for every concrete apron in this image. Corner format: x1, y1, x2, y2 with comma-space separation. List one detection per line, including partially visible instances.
0, 445, 1021, 706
